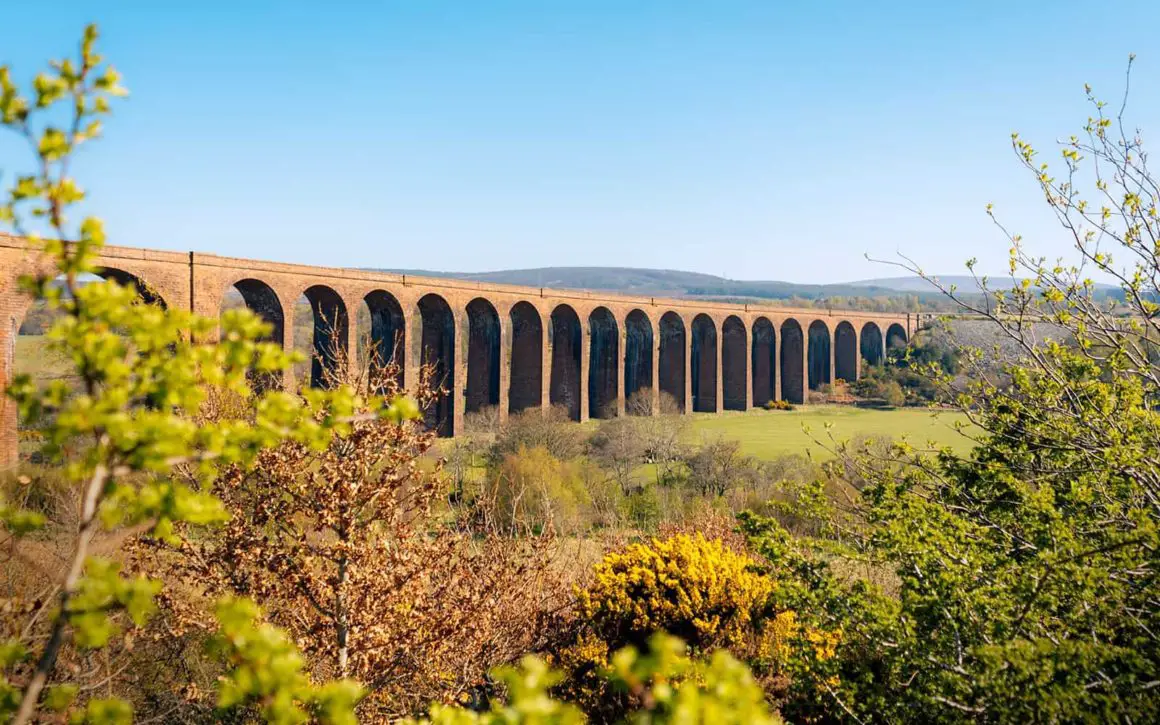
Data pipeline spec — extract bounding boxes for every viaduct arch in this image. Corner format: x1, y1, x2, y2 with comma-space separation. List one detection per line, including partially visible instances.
0, 235, 922, 465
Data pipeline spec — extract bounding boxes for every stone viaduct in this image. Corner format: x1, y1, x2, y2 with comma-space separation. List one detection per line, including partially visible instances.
0, 234, 924, 466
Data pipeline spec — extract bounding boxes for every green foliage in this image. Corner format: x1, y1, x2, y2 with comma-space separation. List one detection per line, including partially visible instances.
607, 634, 781, 725
622, 484, 662, 529
68, 697, 133, 724
67, 558, 162, 648
737, 71, 1160, 719
1, 25, 395, 723
410, 656, 584, 724
757, 344, 1160, 721
853, 328, 959, 406
487, 445, 593, 534
408, 634, 781, 725
212, 598, 364, 725
851, 369, 907, 406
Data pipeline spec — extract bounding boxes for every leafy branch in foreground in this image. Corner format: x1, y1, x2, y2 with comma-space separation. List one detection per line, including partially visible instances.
405, 633, 781, 725
0, 25, 411, 723
768, 60, 1160, 723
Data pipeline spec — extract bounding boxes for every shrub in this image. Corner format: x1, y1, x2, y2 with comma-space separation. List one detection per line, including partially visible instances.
622, 484, 662, 530
681, 438, 761, 498
763, 399, 795, 411
486, 445, 593, 535
409, 633, 782, 725
490, 406, 587, 463
556, 534, 816, 719
588, 416, 646, 492
576, 533, 773, 651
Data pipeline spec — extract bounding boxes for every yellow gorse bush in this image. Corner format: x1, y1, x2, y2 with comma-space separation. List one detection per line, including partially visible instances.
577, 533, 774, 650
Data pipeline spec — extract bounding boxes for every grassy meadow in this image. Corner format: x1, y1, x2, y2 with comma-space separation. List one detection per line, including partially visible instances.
683, 405, 973, 459
14, 335, 79, 385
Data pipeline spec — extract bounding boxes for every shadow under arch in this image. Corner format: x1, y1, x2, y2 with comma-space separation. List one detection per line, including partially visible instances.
301, 285, 349, 389
418, 293, 455, 436
835, 321, 857, 382
466, 298, 501, 414
752, 317, 776, 407
807, 320, 831, 391
362, 289, 405, 391
624, 309, 653, 414
722, 315, 746, 411
588, 306, 619, 419
658, 312, 686, 412
886, 323, 908, 353
549, 304, 582, 421
860, 322, 883, 366
96, 267, 168, 308
509, 301, 543, 414
780, 319, 804, 404
691, 314, 717, 412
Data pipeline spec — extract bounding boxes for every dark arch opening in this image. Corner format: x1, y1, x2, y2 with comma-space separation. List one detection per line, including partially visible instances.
300, 285, 348, 389
835, 321, 857, 383
752, 317, 776, 407
588, 307, 619, 419
860, 322, 884, 366
96, 267, 168, 308
886, 323, 908, 354
691, 314, 717, 413
18, 269, 169, 341
509, 302, 543, 415
465, 298, 501, 415
658, 312, 686, 412
361, 290, 405, 391
807, 320, 831, 391
624, 310, 653, 415
228, 279, 284, 346
14, 267, 174, 431
780, 319, 804, 404
722, 315, 747, 411
549, 305, 582, 421
418, 294, 455, 436
221, 279, 285, 392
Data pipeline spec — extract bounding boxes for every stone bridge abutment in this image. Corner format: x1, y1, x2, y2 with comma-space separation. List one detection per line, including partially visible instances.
0, 235, 924, 466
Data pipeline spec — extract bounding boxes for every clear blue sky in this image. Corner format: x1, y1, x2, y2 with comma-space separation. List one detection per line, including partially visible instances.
2, 1, 1158, 283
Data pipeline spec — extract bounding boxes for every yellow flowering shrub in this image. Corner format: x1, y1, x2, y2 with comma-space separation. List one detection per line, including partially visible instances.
757, 610, 800, 674
755, 610, 840, 678
576, 533, 775, 650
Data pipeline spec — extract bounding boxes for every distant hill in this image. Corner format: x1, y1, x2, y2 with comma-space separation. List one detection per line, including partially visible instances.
848, 275, 986, 293
366, 267, 1125, 311
372, 266, 939, 305
848, 274, 1120, 293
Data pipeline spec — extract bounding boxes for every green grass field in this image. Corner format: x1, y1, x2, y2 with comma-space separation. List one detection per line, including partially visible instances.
681, 405, 973, 460
15, 335, 79, 384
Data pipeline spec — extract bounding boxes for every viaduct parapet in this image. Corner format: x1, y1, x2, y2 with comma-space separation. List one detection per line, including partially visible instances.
0, 235, 926, 466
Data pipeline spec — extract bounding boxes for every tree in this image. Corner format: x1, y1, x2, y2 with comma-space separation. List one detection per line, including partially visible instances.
150, 360, 569, 719
588, 416, 646, 493
636, 392, 688, 486
682, 438, 757, 497
752, 62, 1160, 722
0, 26, 380, 723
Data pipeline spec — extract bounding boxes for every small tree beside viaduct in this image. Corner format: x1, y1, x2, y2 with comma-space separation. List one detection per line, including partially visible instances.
0, 234, 925, 466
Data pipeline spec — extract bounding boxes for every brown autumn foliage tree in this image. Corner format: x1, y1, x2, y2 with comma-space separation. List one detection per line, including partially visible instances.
135, 342, 574, 720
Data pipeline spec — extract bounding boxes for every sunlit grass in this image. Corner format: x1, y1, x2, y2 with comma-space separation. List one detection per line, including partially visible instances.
683, 405, 973, 460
